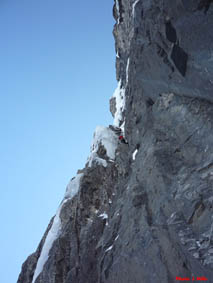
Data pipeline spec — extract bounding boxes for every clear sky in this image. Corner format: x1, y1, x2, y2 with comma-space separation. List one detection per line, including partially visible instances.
0, 1, 116, 282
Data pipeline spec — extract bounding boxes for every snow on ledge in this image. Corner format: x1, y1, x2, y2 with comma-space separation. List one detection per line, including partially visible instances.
32, 174, 83, 283
87, 126, 118, 167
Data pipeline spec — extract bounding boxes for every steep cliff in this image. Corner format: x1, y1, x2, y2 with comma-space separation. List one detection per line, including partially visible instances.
18, 0, 213, 282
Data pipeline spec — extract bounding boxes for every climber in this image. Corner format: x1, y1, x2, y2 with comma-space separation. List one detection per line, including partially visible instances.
119, 135, 128, 144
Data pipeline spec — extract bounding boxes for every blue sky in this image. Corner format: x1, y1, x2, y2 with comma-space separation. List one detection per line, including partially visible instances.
0, 1, 116, 282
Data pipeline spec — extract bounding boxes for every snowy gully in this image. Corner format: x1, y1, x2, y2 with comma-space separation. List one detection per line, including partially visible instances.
176, 276, 208, 281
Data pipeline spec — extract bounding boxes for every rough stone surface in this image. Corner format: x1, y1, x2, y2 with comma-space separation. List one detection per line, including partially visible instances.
109, 97, 116, 118
18, 0, 213, 282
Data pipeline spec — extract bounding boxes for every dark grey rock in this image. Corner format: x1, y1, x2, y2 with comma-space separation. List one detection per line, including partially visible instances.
165, 21, 177, 44
197, 0, 213, 13
171, 44, 188, 76
109, 97, 116, 118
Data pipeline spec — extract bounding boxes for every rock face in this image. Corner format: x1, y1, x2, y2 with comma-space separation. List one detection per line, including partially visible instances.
18, 0, 213, 282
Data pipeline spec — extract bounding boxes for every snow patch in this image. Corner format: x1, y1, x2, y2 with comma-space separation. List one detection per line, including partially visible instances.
132, 149, 138, 160
99, 212, 108, 220
105, 245, 113, 252
115, 235, 119, 241
113, 80, 126, 128
132, 0, 140, 18
87, 126, 118, 167
126, 58, 130, 84
64, 173, 83, 199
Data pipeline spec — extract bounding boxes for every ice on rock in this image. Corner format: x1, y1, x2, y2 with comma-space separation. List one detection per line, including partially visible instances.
132, 0, 140, 18
88, 153, 108, 168
111, 57, 129, 134
113, 80, 126, 128
126, 58, 130, 84
87, 126, 118, 167
64, 173, 84, 199
115, 0, 121, 24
